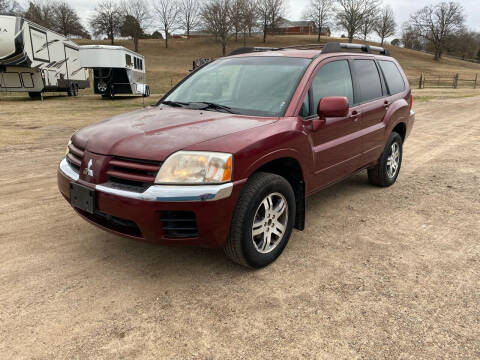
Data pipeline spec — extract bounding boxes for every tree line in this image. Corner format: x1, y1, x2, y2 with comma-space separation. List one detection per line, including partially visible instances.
1, 0, 478, 60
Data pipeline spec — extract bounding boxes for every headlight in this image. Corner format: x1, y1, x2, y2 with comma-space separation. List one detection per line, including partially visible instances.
65, 139, 72, 155
155, 151, 232, 184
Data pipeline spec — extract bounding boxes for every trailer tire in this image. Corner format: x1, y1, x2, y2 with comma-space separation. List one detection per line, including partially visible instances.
73, 84, 79, 97
143, 85, 150, 97
28, 92, 42, 99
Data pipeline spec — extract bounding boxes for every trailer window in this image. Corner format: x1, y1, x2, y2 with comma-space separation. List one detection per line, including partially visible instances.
126, 54, 132, 67
139, 59, 143, 70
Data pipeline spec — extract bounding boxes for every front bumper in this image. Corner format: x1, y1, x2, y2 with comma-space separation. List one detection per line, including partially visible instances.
58, 158, 244, 247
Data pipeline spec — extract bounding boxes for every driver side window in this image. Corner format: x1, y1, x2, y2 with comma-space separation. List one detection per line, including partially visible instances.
312, 60, 354, 107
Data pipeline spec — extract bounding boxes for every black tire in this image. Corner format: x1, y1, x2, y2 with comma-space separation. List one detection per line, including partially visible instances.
143, 85, 150, 97
224, 172, 296, 268
368, 132, 403, 187
28, 92, 41, 99
73, 84, 79, 96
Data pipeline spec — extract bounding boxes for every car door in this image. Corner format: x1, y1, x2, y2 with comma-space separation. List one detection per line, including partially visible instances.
304, 58, 363, 190
350, 58, 389, 165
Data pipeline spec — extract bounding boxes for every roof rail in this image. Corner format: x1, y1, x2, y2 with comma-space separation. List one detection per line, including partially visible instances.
228, 47, 280, 56
321, 42, 390, 56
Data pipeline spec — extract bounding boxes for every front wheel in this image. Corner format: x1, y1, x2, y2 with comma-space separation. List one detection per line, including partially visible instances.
224, 172, 296, 268
368, 132, 403, 187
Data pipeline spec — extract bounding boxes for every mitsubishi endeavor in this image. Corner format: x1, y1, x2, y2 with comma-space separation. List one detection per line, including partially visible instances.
58, 42, 415, 268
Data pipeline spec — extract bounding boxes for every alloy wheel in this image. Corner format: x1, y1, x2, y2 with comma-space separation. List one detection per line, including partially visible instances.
251, 192, 288, 254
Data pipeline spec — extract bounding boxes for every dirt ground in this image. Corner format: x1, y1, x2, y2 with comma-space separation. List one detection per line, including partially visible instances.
0, 92, 479, 359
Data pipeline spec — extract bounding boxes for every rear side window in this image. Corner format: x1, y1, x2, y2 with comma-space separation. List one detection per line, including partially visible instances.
312, 60, 354, 106
352, 60, 383, 103
126, 54, 132, 67
379, 61, 405, 94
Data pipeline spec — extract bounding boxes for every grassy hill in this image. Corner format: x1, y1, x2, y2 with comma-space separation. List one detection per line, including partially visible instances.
78, 35, 480, 95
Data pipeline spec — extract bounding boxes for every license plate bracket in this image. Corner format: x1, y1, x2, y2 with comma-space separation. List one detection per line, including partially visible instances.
70, 182, 96, 214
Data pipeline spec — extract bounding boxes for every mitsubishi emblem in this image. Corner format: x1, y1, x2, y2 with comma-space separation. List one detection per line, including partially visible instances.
83, 159, 94, 177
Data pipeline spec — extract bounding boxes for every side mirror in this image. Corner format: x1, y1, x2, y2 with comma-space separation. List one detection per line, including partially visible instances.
317, 96, 349, 120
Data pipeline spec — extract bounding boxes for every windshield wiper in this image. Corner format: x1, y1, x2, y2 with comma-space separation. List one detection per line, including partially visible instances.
160, 100, 190, 107
192, 102, 234, 113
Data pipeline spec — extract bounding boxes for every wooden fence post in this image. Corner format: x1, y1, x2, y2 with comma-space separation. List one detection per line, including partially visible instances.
453, 73, 459, 88
474, 74, 478, 89
419, 73, 423, 89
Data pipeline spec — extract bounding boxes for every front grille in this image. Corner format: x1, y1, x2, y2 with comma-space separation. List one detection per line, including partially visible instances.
66, 143, 84, 173
78, 209, 143, 238
160, 211, 198, 239
107, 156, 162, 189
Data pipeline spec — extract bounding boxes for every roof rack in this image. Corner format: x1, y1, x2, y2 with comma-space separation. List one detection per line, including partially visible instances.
227, 42, 390, 57
321, 42, 390, 56
228, 47, 280, 56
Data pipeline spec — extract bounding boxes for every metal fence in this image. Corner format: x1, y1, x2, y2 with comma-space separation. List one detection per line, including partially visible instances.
409, 73, 478, 89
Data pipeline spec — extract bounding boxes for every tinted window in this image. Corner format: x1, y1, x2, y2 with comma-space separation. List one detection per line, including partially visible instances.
379, 61, 405, 94
352, 60, 382, 103
312, 60, 354, 107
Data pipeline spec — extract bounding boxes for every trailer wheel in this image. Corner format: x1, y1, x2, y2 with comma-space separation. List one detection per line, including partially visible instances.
28, 92, 42, 99
73, 84, 79, 97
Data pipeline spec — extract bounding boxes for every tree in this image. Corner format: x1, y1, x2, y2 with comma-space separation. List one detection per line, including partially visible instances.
336, 0, 378, 43
121, 0, 150, 51
90, 1, 122, 45
409, 1, 465, 60
23, 1, 54, 28
50, 1, 89, 38
230, 0, 246, 41
0, 0, 22, 15
390, 38, 400, 46
360, 1, 379, 41
152, 0, 180, 48
401, 24, 424, 51
373, 5, 396, 46
256, 0, 285, 43
179, 0, 201, 38
242, 0, 257, 38
303, 0, 334, 42
201, 0, 232, 55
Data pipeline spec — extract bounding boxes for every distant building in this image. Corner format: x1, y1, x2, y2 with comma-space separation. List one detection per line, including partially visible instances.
275, 18, 331, 37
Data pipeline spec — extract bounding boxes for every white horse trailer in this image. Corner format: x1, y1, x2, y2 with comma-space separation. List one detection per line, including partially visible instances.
79, 45, 150, 98
0, 15, 89, 98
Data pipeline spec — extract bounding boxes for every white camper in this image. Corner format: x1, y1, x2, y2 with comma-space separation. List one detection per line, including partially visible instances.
79, 45, 150, 98
0, 15, 89, 98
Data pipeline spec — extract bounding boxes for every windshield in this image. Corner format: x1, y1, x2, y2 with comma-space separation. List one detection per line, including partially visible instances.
163, 56, 311, 117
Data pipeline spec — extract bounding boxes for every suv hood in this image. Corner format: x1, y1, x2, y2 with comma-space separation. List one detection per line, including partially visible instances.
72, 106, 277, 161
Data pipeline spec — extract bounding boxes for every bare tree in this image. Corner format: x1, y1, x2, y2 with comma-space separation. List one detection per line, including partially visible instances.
230, 0, 246, 41
179, 0, 201, 38
152, 0, 180, 48
401, 23, 423, 50
373, 5, 395, 46
121, 0, 150, 51
201, 0, 232, 55
90, 1, 122, 44
257, 0, 285, 43
336, 0, 378, 43
303, 0, 333, 42
242, 0, 257, 38
409, 1, 465, 60
50, 1, 89, 38
23, 1, 52, 28
360, 2, 379, 40
0, 0, 22, 15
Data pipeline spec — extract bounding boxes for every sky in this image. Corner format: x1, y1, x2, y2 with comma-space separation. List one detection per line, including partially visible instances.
19, 0, 480, 38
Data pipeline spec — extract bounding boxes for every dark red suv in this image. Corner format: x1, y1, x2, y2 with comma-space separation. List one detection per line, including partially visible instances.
58, 43, 414, 268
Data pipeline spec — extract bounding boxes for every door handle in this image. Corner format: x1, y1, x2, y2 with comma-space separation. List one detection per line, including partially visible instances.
350, 110, 360, 122
384, 101, 390, 109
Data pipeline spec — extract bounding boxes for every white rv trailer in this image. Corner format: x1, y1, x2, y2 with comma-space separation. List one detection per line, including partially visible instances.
79, 45, 150, 98
0, 15, 89, 98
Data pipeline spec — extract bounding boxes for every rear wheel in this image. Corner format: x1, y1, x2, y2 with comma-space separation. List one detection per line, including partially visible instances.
224, 172, 296, 268
368, 132, 403, 187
